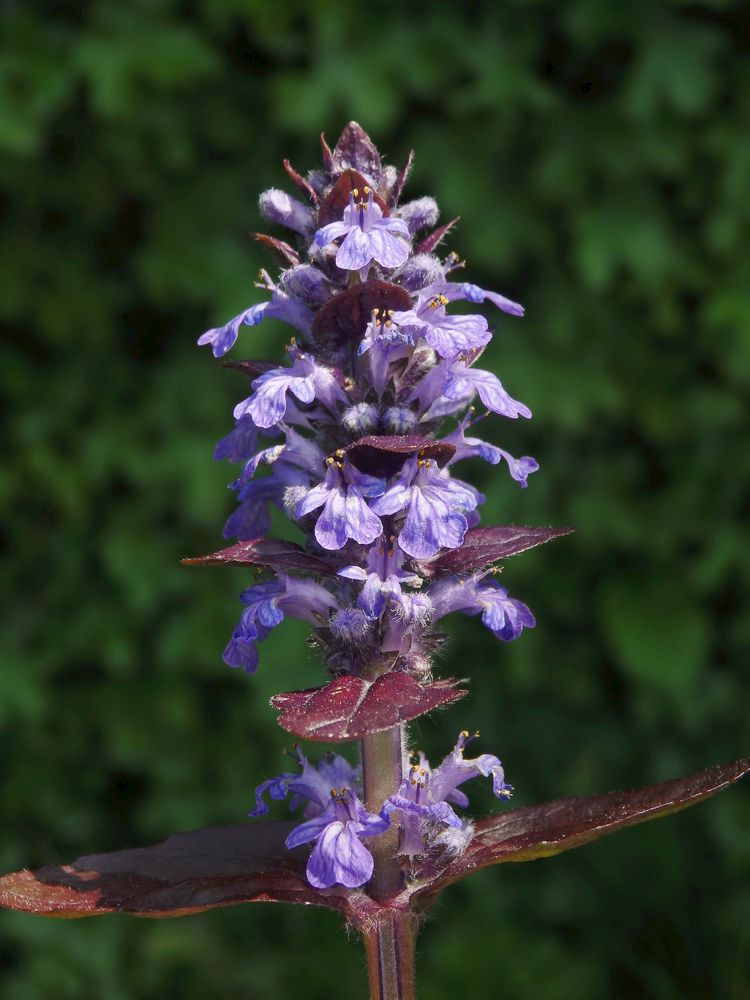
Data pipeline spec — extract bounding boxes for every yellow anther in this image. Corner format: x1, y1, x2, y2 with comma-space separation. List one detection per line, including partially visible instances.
334, 449, 345, 458
420, 768, 426, 776
461, 730, 470, 738
410, 778, 416, 786
331, 788, 337, 797
373, 307, 380, 316
352, 188, 359, 198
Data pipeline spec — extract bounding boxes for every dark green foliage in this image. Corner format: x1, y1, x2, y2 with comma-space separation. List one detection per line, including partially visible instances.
1, 1, 748, 997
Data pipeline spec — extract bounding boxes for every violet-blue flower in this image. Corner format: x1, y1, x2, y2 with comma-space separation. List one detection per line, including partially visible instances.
445, 416, 539, 488
392, 292, 491, 359
197, 271, 313, 358
430, 576, 536, 642
370, 455, 479, 560
251, 748, 389, 889
384, 732, 513, 857
338, 536, 420, 619
224, 577, 338, 672
314, 186, 410, 271
296, 458, 386, 550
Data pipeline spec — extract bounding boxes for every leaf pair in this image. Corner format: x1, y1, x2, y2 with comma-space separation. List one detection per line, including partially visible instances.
2, 758, 745, 924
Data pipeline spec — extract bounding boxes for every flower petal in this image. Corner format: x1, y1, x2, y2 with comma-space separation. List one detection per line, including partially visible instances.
305, 822, 375, 889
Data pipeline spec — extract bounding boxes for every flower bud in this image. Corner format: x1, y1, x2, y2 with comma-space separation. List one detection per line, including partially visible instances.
330, 607, 372, 643
398, 253, 444, 292
283, 485, 309, 520
280, 264, 330, 306
397, 197, 439, 235
259, 188, 314, 235
383, 406, 417, 434
342, 402, 380, 435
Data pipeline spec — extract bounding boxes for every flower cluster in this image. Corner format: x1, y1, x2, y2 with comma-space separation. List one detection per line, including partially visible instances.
199, 124, 537, 678
251, 733, 511, 888
198, 123, 538, 889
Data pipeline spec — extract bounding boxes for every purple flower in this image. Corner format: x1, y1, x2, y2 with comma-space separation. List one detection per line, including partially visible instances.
442, 280, 525, 318
223, 477, 281, 541
381, 592, 433, 655
358, 308, 414, 396
233, 353, 345, 430
250, 748, 360, 818
338, 536, 421, 619
197, 302, 269, 358
392, 293, 491, 360
314, 186, 410, 271
430, 576, 536, 642
197, 272, 313, 358
409, 359, 531, 422
296, 459, 386, 550
214, 416, 259, 462
384, 732, 512, 857
445, 417, 539, 488
251, 749, 389, 889
370, 456, 479, 560
224, 577, 338, 672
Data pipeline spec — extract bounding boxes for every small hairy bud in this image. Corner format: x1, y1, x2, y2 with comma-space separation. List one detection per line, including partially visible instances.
259, 188, 313, 235
397, 197, 439, 235
398, 253, 445, 292
383, 405, 417, 434
342, 402, 380, 435
429, 819, 475, 857
280, 264, 330, 306
330, 607, 373, 643
283, 485, 309, 520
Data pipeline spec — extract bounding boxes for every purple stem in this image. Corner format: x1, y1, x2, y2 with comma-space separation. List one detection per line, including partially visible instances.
362, 908, 417, 1000
361, 724, 415, 999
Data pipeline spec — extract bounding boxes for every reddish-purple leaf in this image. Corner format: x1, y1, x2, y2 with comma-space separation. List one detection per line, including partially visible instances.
331, 122, 381, 180
182, 538, 337, 576
217, 359, 276, 378
415, 217, 459, 255
410, 757, 750, 908
311, 280, 412, 348
387, 149, 415, 207
282, 159, 318, 205
423, 525, 575, 577
0, 822, 356, 918
317, 170, 389, 228
345, 435, 455, 477
251, 233, 300, 267
272, 675, 466, 742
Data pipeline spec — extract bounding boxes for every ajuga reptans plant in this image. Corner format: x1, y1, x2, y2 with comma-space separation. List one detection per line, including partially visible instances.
1, 124, 746, 1000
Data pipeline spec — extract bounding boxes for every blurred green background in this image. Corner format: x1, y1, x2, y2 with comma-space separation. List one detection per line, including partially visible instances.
1, 1, 749, 997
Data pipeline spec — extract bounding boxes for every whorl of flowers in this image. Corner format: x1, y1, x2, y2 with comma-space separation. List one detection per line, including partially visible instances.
196, 123, 550, 889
